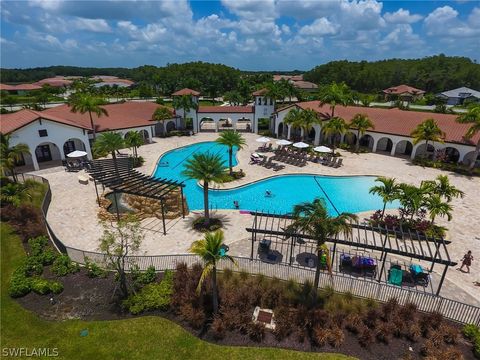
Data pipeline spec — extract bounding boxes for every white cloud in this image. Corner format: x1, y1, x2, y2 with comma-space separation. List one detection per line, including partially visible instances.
384, 8, 423, 24
424, 6, 480, 37
299, 18, 338, 36
221, 0, 276, 19
72, 17, 111, 33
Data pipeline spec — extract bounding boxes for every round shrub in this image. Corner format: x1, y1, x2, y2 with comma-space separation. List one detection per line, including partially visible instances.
49, 280, 64, 294
24, 256, 44, 276
9, 270, 31, 298
52, 254, 79, 276
31, 277, 51, 295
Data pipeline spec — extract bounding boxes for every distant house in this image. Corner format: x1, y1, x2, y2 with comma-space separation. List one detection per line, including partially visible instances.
383, 85, 425, 102
0, 83, 42, 95
273, 74, 318, 93
436, 87, 480, 106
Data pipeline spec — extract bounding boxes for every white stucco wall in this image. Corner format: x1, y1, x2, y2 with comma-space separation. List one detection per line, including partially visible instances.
198, 112, 254, 132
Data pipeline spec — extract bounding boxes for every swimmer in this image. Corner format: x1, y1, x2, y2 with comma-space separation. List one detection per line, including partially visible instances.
265, 190, 272, 197
233, 200, 239, 209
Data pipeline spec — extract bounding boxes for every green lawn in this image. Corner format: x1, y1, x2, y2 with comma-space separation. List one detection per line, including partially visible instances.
0, 224, 353, 360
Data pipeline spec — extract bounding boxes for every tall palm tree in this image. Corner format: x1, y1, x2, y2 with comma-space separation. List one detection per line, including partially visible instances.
322, 117, 348, 151
287, 199, 357, 300
300, 109, 320, 141
410, 118, 445, 158
182, 153, 227, 225
283, 107, 303, 139
424, 194, 452, 225
152, 106, 174, 135
397, 183, 427, 220
456, 104, 480, 170
216, 130, 246, 176
173, 94, 198, 131
369, 177, 401, 218
124, 131, 143, 161
92, 132, 125, 177
349, 113, 375, 152
189, 230, 236, 314
0, 134, 30, 182
317, 82, 353, 117
265, 81, 284, 106
68, 93, 108, 140
422, 175, 464, 202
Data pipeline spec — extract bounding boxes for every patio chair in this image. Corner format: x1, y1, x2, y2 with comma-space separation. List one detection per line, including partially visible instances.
266, 143, 273, 151
258, 157, 267, 166
328, 158, 338, 167
264, 157, 274, 168
333, 158, 343, 168
273, 163, 285, 172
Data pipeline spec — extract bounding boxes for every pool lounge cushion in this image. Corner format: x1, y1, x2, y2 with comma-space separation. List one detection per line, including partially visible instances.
388, 268, 403, 286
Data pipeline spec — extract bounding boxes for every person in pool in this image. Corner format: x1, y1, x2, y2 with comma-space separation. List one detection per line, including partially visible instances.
265, 190, 272, 197
233, 200, 239, 209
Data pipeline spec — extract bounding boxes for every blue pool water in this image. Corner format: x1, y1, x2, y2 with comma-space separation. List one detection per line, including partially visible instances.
153, 141, 398, 215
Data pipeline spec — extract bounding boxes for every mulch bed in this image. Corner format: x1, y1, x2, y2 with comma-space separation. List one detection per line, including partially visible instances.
15, 270, 477, 360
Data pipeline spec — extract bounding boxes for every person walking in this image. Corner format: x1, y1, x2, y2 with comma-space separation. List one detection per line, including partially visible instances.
459, 250, 473, 273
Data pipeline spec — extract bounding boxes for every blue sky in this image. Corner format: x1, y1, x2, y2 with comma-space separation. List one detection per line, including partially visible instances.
1, 0, 479, 70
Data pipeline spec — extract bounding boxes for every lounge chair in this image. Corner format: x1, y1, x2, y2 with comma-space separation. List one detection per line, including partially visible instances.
264, 157, 273, 168
333, 158, 343, 168
258, 157, 267, 166
272, 163, 285, 171
329, 158, 338, 167
266, 143, 273, 151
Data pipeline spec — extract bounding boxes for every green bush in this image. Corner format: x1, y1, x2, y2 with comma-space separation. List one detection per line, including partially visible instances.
463, 324, 480, 358
49, 280, 64, 294
9, 268, 32, 297
124, 270, 173, 314
84, 258, 106, 278
24, 256, 44, 276
28, 236, 49, 256
51, 254, 79, 277
31, 277, 51, 295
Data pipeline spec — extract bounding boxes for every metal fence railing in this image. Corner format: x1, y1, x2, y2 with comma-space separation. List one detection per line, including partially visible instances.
14, 173, 480, 327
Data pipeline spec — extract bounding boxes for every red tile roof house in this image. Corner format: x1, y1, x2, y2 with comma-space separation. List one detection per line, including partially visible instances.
0, 83, 43, 95
383, 84, 426, 102
273, 101, 479, 167
0, 102, 175, 171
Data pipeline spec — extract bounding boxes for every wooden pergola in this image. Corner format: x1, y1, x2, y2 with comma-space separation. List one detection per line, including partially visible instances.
246, 211, 457, 296
87, 158, 185, 235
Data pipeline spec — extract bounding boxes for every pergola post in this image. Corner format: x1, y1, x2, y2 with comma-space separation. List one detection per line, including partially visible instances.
436, 264, 449, 296
331, 242, 337, 270
430, 236, 441, 272
112, 189, 120, 222
180, 186, 185, 218
289, 236, 295, 266
377, 251, 388, 283
160, 199, 167, 235
93, 177, 101, 207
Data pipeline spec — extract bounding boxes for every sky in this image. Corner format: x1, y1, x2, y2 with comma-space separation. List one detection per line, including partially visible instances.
1, 0, 479, 70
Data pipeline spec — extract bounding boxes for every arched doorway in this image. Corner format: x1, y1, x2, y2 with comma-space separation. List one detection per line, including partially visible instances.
359, 134, 374, 151
345, 132, 357, 146
307, 128, 316, 143
199, 118, 215, 132
236, 117, 252, 132
444, 147, 460, 163
35, 142, 62, 165
414, 143, 435, 159
376, 137, 393, 153
278, 123, 284, 138
394, 140, 413, 156
322, 130, 341, 146
141, 129, 150, 143
166, 121, 176, 132
463, 151, 480, 168
63, 138, 87, 157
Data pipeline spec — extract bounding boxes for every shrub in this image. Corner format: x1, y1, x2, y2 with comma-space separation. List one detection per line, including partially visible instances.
9, 269, 31, 297
124, 271, 173, 315
328, 327, 345, 348
137, 265, 157, 286
24, 256, 44, 276
51, 254, 79, 276
31, 277, 51, 295
358, 326, 374, 348
406, 323, 422, 342
420, 339, 438, 358
441, 324, 460, 345
345, 314, 363, 334
84, 258, 106, 278
41, 249, 58, 265
273, 306, 295, 341
247, 321, 265, 342
463, 324, 480, 358
313, 327, 329, 347
179, 303, 205, 329
375, 322, 392, 344
28, 236, 49, 256
49, 280, 64, 294
399, 302, 418, 321
210, 316, 226, 340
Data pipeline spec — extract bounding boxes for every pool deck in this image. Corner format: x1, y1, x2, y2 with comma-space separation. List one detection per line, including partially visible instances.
38, 132, 480, 306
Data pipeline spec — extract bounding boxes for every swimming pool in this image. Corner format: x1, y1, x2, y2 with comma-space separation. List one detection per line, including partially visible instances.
153, 141, 398, 215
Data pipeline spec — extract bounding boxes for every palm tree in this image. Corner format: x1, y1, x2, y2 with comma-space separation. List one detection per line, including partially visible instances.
349, 113, 374, 152
283, 107, 303, 139
410, 118, 445, 158
369, 177, 401, 218
422, 175, 464, 202
0, 182, 32, 206
189, 230, 236, 314
317, 82, 353, 117
278, 79, 297, 103
265, 82, 284, 105
216, 130, 246, 176
322, 117, 348, 151
124, 131, 143, 162
424, 194, 452, 225
287, 199, 357, 300
397, 184, 427, 220
0, 134, 30, 182
182, 153, 227, 225
456, 104, 480, 170
92, 132, 125, 177
68, 93, 108, 140
173, 94, 198, 131
300, 109, 320, 141
152, 106, 174, 135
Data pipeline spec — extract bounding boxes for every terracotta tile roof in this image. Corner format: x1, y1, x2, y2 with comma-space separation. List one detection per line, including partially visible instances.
42, 101, 169, 132
292, 80, 318, 89
252, 88, 268, 96
0, 109, 90, 134
172, 88, 200, 96
294, 101, 479, 146
0, 83, 42, 91
198, 105, 254, 113
34, 78, 72, 87
383, 84, 425, 95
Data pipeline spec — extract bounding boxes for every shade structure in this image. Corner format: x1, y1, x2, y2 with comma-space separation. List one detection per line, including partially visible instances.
256, 137, 271, 143
67, 150, 88, 158
276, 139, 292, 146
293, 142, 309, 149
313, 146, 332, 153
